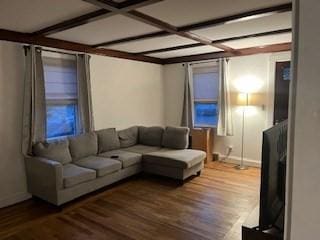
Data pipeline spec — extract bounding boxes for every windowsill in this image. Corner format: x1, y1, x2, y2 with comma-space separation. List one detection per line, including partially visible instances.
46, 134, 75, 142
194, 125, 217, 129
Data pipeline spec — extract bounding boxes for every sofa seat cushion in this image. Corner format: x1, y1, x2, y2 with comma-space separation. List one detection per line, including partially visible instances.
63, 164, 96, 188
122, 144, 161, 154
75, 156, 121, 177
143, 149, 206, 169
99, 150, 142, 168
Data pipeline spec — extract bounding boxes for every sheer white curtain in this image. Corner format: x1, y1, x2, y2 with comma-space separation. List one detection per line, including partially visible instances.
181, 63, 194, 128
217, 58, 234, 136
22, 46, 46, 155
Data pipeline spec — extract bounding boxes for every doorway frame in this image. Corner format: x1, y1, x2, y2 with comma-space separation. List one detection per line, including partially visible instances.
267, 52, 291, 128
284, 0, 299, 239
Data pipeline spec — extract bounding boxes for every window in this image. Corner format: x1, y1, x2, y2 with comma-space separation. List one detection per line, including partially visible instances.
43, 56, 78, 139
192, 64, 219, 127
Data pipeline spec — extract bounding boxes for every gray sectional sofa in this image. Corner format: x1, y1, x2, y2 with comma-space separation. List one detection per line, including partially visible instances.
25, 126, 206, 206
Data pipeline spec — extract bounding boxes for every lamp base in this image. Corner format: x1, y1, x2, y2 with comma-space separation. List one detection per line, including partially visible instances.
235, 165, 248, 170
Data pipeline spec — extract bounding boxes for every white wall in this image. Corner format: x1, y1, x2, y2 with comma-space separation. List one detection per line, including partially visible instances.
0, 42, 165, 208
162, 63, 185, 126
0, 41, 31, 207
285, 0, 320, 239
90, 55, 165, 130
163, 52, 290, 165
0, 40, 294, 208
216, 54, 270, 166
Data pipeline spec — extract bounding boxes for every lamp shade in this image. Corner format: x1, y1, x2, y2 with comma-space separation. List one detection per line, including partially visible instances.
237, 93, 249, 106
236, 92, 265, 106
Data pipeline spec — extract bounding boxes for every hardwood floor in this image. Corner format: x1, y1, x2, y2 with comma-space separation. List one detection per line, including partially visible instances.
0, 162, 260, 240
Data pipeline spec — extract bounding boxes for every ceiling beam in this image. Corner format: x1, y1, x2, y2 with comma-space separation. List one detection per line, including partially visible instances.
85, 0, 233, 51
0, 29, 163, 64
125, 10, 178, 32
92, 3, 292, 48
178, 3, 292, 32
92, 30, 169, 48
137, 43, 203, 55
163, 42, 291, 64
136, 28, 292, 55
127, 11, 234, 51
33, 0, 164, 36
0, 29, 291, 64
32, 9, 112, 36
210, 28, 292, 44
83, 0, 163, 12
117, 0, 162, 9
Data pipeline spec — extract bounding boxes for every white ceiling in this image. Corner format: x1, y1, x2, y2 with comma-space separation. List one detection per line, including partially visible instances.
108, 35, 197, 53
0, 0, 98, 32
223, 32, 292, 48
147, 45, 221, 58
106, 10, 292, 53
139, 0, 291, 26
191, 12, 291, 41
0, 0, 292, 59
49, 15, 160, 45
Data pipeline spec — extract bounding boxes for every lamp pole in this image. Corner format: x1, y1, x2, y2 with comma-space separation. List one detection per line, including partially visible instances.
236, 93, 248, 170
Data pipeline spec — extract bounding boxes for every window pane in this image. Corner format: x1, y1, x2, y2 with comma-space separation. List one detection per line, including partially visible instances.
43, 57, 77, 100
193, 72, 219, 100
46, 104, 77, 139
43, 56, 78, 139
194, 102, 218, 126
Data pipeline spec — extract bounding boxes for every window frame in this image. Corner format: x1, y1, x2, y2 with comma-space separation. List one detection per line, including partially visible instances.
42, 54, 79, 140
192, 63, 219, 128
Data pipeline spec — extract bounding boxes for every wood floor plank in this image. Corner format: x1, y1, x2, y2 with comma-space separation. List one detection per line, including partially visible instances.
0, 162, 260, 240
90, 199, 212, 240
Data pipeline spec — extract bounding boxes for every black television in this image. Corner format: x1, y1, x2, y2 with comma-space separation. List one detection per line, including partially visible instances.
259, 120, 287, 233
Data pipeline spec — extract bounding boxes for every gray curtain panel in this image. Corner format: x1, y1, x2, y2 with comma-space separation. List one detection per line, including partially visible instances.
76, 54, 94, 134
181, 63, 194, 128
22, 46, 46, 155
217, 58, 234, 136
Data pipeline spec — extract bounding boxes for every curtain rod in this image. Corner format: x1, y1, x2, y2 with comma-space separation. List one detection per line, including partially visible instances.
190, 59, 219, 65
182, 59, 219, 66
23, 45, 80, 56
42, 48, 77, 57
182, 58, 230, 66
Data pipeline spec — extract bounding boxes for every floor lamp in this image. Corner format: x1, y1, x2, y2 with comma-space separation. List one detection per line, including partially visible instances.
235, 92, 249, 170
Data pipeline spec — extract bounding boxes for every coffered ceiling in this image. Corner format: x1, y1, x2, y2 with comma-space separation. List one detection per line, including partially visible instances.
0, 0, 292, 64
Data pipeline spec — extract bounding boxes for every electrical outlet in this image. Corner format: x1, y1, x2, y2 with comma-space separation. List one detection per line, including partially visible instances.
226, 146, 233, 156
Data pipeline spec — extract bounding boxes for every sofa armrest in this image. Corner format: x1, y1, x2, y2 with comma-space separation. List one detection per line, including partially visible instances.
25, 156, 63, 192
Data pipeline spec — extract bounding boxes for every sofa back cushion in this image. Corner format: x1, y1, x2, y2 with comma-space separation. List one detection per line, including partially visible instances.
96, 128, 120, 153
118, 126, 139, 148
69, 132, 98, 161
162, 126, 189, 149
139, 126, 164, 146
33, 140, 72, 164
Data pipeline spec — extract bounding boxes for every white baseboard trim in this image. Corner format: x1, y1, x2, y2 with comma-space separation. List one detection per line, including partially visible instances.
0, 191, 31, 208
218, 154, 261, 168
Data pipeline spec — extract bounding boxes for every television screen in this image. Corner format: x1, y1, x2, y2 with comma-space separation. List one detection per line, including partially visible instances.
259, 120, 287, 232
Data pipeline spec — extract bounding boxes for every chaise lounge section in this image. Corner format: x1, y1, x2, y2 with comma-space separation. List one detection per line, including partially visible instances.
25, 126, 206, 205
